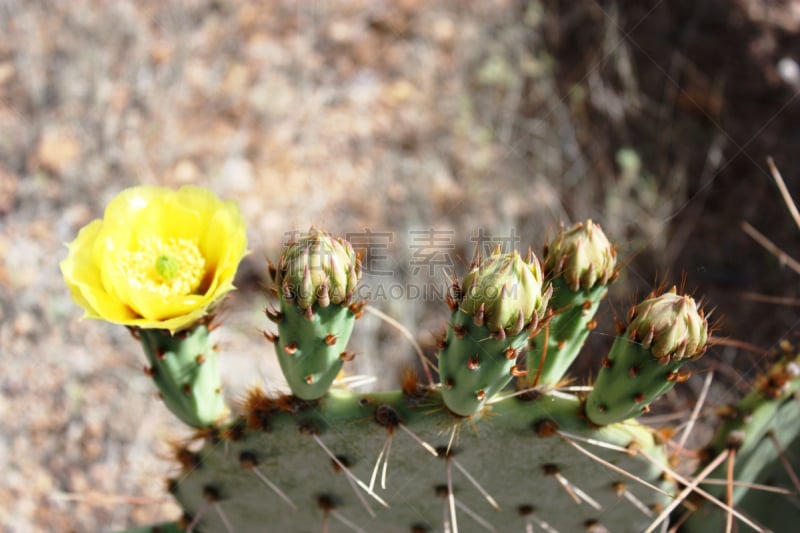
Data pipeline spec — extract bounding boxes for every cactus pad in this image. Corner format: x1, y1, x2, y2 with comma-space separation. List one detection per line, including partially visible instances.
273, 300, 359, 400
169, 389, 675, 532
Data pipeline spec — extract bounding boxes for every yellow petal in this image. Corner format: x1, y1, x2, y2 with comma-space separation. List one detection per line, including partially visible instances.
174, 185, 228, 222
126, 289, 203, 321
60, 220, 139, 323
133, 194, 202, 244
200, 200, 246, 266
103, 185, 167, 227
60, 220, 104, 316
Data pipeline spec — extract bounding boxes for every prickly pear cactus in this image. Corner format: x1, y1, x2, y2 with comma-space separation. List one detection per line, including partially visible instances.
168, 388, 674, 533
63, 197, 755, 533
122, 238, 705, 532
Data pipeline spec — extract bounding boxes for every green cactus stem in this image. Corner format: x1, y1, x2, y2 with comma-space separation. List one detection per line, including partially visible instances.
268, 228, 362, 400
438, 248, 551, 416
272, 301, 358, 400
526, 220, 617, 387
585, 287, 709, 426
136, 324, 227, 429
166, 388, 674, 533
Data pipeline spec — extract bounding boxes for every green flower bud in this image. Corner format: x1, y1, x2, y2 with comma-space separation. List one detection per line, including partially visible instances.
275, 228, 361, 309
461, 249, 550, 335
544, 220, 617, 291
627, 287, 708, 362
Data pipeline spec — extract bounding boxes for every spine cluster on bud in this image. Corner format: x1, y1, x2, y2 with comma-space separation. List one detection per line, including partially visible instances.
625, 289, 708, 363
526, 220, 618, 387
272, 228, 360, 310
585, 287, 709, 425
438, 248, 551, 416
266, 228, 363, 400
544, 219, 617, 291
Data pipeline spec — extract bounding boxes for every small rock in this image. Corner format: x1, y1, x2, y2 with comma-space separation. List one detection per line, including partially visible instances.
432, 17, 455, 44
0, 164, 17, 214
382, 79, 417, 106
219, 157, 254, 191
35, 128, 81, 175
777, 57, 800, 86
13, 311, 35, 336
0, 61, 15, 85
171, 160, 199, 184
149, 40, 174, 65
328, 20, 357, 43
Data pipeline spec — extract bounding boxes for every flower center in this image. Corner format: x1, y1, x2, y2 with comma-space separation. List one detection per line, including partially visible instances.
156, 254, 179, 282
121, 236, 206, 296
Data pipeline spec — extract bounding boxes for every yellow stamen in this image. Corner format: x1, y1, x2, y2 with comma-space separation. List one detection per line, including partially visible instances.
120, 236, 205, 297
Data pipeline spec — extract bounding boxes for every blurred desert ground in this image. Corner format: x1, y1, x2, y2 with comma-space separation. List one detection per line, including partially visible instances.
1, 0, 799, 531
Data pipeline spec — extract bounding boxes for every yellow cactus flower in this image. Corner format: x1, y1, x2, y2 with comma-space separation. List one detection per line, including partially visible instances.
60, 185, 248, 332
